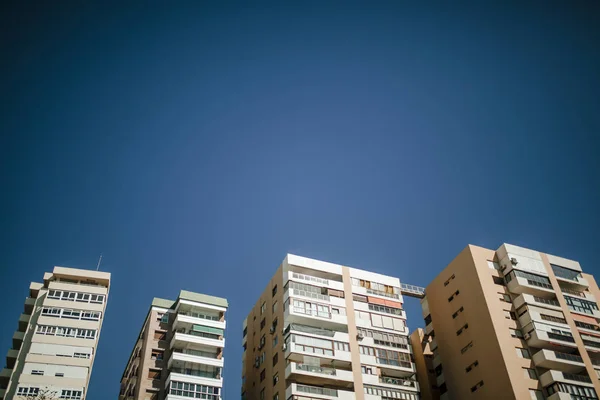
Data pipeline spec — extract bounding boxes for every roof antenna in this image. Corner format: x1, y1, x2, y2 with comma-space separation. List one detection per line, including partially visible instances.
96, 254, 103, 271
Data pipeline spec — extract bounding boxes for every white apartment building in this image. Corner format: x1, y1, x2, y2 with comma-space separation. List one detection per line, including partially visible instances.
0, 266, 111, 400
119, 291, 227, 400
241, 254, 420, 400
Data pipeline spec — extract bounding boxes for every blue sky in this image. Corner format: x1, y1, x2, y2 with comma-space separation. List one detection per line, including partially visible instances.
1, 2, 599, 399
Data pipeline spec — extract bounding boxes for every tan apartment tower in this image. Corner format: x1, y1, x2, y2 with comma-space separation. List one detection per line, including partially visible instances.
241, 254, 420, 400
412, 243, 600, 400
0, 266, 111, 400
119, 291, 227, 400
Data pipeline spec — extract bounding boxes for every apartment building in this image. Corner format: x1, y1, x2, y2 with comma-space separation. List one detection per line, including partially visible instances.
410, 329, 439, 400
414, 243, 600, 400
119, 290, 227, 400
241, 254, 420, 400
0, 266, 111, 400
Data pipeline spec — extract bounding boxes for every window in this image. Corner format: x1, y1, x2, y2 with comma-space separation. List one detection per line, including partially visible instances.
506, 270, 553, 289
356, 327, 410, 349
154, 331, 166, 340
272, 301, 278, 313
60, 390, 83, 400
36, 325, 96, 339
516, 348, 531, 359
575, 320, 600, 331
55, 372, 64, 377
259, 334, 266, 349
272, 373, 279, 386
259, 369, 266, 382
540, 314, 567, 324
551, 264, 582, 281
169, 381, 219, 399
456, 324, 469, 336
461, 341, 473, 354
444, 274, 455, 286
368, 303, 402, 316
509, 328, 523, 338
364, 385, 419, 400
31, 370, 44, 375
353, 294, 368, 303
272, 285, 277, 297
529, 389, 544, 400
260, 352, 266, 364
493, 276, 505, 285
499, 293, 511, 302
156, 313, 164, 322
151, 350, 164, 360
448, 290, 459, 302
523, 368, 537, 379
41, 307, 101, 321
361, 366, 374, 375
272, 335, 278, 347
261, 302, 266, 315
74, 352, 91, 359
335, 342, 350, 352
260, 388, 265, 400
465, 360, 479, 372
260, 318, 266, 330
273, 352, 278, 366
487, 261, 500, 270
148, 369, 161, 379
273, 394, 279, 400
452, 307, 464, 319
161, 313, 169, 323
471, 381, 484, 392
517, 307, 528, 317
565, 296, 599, 315
17, 387, 40, 396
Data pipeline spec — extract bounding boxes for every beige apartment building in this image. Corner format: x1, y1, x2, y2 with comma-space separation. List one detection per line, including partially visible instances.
241, 254, 421, 400
119, 290, 227, 400
412, 243, 600, 400
0, 266, 111, 400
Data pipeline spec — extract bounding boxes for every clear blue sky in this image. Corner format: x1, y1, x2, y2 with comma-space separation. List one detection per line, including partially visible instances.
1, 2, 599, 399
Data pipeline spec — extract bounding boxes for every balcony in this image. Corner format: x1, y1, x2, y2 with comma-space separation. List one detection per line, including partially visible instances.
540, 370, 593, 388
532, 349, 585, 372
284, 301, 348, 331
12, 331, 24, 350
168, 349, 223, 370
285, 383, 355, 400
18, 313, 31, 331
376, 376, 419, 391
424, 322, 433, 336
524, 323, 577, 351
286, 271, 345, 292
166, 370, 222, 389
285, 362, 354, 386
173, 313, 225, 332
552, 264, 589, 290
285, 342, 352, 364
505, 270, 555, 297
24, 297, 35, 314
170, 331, 224, 350
514, 293, 562, 312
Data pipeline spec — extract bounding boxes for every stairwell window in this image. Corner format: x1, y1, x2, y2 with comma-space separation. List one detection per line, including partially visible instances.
456, 323, 469, 336
452, 307, 464, 319
471, 381, 484, 392
448, 290, 459, 302
461, 341, 473, 354
509, 328, 523, 338
465, 360, 479, 373
523, 368, 537, 379
444, 274, 455, 286
516, 348, 531, 359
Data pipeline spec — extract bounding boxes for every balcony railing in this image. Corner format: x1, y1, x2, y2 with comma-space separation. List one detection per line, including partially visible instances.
366, 289, 400, 299
295, 364, 336, 376
547, 332, 575, 343
172, 348, 218, 359
561, 287, 586, 297
563, 372, 592, 383
583, 340, 600, 349
171, 368, 220, 379
533, 296, 560, 307
179, 311, 220, 321
590, 358, 600, 366
379, 376, 418, 388
376, 358, 412, 369
297, 384, 338, 397
291, 306, 331, 319
292, 273, 330, 286
554, 351, 583, 363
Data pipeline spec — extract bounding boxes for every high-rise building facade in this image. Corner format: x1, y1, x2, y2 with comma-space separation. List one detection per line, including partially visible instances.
0, 266, 111, 400
414, 243, 600, 400
241, 254, 420, 400
119, 291, 227, 400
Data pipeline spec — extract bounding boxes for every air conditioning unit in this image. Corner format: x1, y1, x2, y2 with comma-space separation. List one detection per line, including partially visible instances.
524, 333, 531, 340
282, 343, 287, 351
357, 333, 364, 340
510, 257, 518, 266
